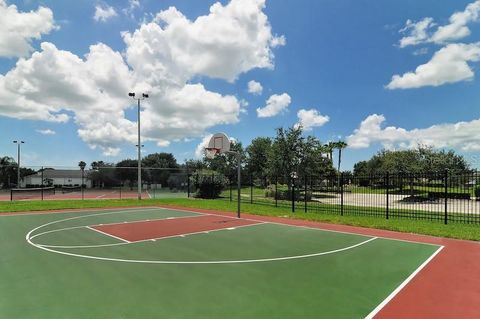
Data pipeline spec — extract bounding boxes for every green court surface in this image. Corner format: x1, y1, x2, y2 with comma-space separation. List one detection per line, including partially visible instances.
0, 208, 441, 319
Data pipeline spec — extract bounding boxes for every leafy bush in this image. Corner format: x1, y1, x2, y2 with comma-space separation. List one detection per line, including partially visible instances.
191, 171, 228, 199
475, 184, 480, 199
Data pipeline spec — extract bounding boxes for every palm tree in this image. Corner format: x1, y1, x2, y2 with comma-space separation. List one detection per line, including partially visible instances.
324, 142, 336, 166
335, 141, 348, 172
78, 161, 86, 171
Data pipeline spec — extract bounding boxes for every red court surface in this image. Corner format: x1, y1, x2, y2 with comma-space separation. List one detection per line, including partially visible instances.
92, 214, 262, 242
0, 190, 151, 201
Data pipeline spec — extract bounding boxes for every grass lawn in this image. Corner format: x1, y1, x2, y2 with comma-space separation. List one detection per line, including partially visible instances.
0, 198, 479, 241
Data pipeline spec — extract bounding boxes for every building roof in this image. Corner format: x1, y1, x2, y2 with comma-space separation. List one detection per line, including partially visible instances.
29, 169, 91, 179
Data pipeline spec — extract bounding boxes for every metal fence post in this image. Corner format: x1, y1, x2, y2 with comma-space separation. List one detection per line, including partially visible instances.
229, 176, 233, 202
291, 177, 295, 213
386, 172, 389, 220
81, 168, 85, 200
187, 173, 191, 198
304, 175, 308, 213
41, 167, 44, 201
444, 169, 448, 225
340, 173, 344, 216
275, 176, 278, 207
211, 173, 215, 199
250, 174, 253, 204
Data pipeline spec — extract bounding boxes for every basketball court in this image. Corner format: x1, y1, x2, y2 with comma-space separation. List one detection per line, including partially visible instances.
1, 206, 468, 319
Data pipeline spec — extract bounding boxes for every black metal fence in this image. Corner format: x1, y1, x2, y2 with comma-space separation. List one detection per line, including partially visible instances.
2, 164, 480, 225
212, 171, 480, 225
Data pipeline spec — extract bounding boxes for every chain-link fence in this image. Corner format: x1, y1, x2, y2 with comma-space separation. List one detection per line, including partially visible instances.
1, 166, 192, 201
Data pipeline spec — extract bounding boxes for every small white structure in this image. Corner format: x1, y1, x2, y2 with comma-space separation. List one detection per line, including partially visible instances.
23, 169, 92, 188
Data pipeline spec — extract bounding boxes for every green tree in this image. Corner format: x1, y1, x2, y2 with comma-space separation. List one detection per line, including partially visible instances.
0, 156, 16, 188
183, 159, 207, 171
142, 153, 179, 187
115, 159, 138, 189
88, 161, 117, 187
246, 137, 272, 185
334, 141, 348, 172
267, 127, 303, 186
206, 141, 245, 179
324, 142, 336, 166
299, 136, 333, 177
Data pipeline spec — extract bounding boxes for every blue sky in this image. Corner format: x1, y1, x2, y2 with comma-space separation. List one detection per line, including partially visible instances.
1, 0, 480, 170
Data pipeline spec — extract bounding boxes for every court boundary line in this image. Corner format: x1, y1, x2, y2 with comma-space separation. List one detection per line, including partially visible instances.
23, 207, 444, 266
27, 232, 378, 264
364, 245, 445, 319
87, 226, 130, 243
25, 208, 383, 264
0, 206, 162, 217
37, 222, 266, 249
157, 207, 443, 247
29, 211, 206, 244
26, 208, 199, 241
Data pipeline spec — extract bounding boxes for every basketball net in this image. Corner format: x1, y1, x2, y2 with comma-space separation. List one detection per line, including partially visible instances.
205, 147, 220, 159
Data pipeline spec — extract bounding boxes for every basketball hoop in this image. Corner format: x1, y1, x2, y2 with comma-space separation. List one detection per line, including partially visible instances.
204, 132, 230, 159
205, 147, 220, 159
203, 132, 241, 219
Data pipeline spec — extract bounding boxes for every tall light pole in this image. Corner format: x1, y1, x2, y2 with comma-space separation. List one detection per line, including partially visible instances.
13, 140, 24, 188
129, 92, 149, 200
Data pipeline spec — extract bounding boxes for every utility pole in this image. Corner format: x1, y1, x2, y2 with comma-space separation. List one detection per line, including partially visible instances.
128, 92, 149, 200
13, 140, 24, 187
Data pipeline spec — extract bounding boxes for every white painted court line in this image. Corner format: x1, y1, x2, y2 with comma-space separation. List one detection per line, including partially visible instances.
364, 245, 445, 319
25, 208, 187, 241
29, 225, 87, 240
86, 226, 130, 243
25, 207, 443, 267
27, 232, 378, 264
161, 207, 442, 247
30, 210, 207, 246
38, 222, 265, 249
1, 206, 161, 217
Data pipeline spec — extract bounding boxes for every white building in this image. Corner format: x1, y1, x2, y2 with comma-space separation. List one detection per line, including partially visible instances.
23, 169, 92, 188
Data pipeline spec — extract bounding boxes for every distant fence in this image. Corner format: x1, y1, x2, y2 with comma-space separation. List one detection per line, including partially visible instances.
2, 165, 480, 225
213, 171, 480, 225
1, 166, 193, 201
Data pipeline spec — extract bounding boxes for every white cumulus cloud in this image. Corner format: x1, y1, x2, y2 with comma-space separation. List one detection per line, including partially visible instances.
399, 18, 435, 48
195, 134, 214, 158
247, 80, 263, 95
128, 0, 285, 82
398, 1, 480, 47
294, 109, 329, 131
387, 42, 480, 89
36, 129, 56, 135
347, 114, 480, 151
0, 0, 57, 58
431, 0, 480, 44
0, 0, 283, 156
256, 93, 291, 118
94, 4, 118, 22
